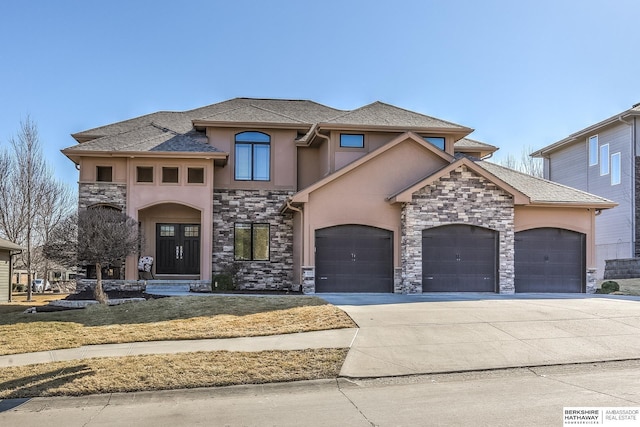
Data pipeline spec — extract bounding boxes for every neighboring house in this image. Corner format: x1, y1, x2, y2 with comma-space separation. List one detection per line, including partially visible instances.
62, 98, 615, 294
531, 103, 640, 278
0, 237, 23, 302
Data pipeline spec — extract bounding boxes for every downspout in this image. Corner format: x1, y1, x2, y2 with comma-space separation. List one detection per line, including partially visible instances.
314, 128, 331, 175
286, 199, 305, 289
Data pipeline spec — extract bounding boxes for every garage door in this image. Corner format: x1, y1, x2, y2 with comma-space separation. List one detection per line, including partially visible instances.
422, 224, 498, 292
515, 228, 585, 293
315, 225, 393, 292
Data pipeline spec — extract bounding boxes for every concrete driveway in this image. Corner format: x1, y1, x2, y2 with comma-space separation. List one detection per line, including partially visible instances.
319, 293, 640, 378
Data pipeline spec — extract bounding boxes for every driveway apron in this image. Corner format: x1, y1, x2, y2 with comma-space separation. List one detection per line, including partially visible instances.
319, 293, 640, 378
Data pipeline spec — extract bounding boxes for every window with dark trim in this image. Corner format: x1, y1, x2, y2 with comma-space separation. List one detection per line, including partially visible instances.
423, 136, 445, 150
234, 223, 269, 261
136, 166, 153, 183
96, 166, 113, 182
162, 167, 179, 183
340, 133, 364, 148
235, 132, 270, 181
188, 167, 205, 184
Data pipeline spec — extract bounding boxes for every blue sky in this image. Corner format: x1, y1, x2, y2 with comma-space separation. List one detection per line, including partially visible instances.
1, 0, 639, 187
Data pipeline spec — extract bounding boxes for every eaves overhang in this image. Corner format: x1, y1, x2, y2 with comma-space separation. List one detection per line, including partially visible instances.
525, 201, 618, 209
62, 149, 229, 166
531, 109, 640, 158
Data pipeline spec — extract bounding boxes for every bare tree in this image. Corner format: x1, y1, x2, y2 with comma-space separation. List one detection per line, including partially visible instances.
0, 118, 47, 300
44, 208, 140, 304
0, 117, 75, 300
498, 145, 543, 178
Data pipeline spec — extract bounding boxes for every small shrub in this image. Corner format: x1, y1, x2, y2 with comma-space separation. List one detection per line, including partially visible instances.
212, 274, 235, 292
11, 283, 25, 292
596, 280, 620, 294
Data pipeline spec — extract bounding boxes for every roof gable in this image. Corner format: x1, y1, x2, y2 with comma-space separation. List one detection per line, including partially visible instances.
290, 132, 454, 204
389, 157, 530, 204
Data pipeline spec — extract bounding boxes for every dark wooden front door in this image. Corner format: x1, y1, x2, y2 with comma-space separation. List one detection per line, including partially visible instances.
156, 224, 200, 275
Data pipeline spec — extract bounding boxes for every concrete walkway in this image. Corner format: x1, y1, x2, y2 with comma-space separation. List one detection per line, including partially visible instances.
0, 328, 358, 368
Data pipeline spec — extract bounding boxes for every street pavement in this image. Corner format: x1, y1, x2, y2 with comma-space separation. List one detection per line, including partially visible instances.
2, 293, 640, 425
2, 360, 640, 426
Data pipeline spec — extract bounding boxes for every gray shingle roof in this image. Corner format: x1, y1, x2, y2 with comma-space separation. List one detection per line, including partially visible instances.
66, 124, 220, 153
325, 101, 468, 129
478, 161, 615, 206
68, 98, 471, 154
454, 137, 497, 150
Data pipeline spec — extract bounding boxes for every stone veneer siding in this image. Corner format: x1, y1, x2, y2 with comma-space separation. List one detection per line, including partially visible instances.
401, 165, 515, 293
77, 182, 128, 279
213, 189, 294, 290
78, 182, 127, 211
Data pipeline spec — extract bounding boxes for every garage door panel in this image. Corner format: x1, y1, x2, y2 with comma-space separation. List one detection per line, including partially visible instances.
422, 224, 498, 292
515, 228, 585, 293
316, 225, 393, 293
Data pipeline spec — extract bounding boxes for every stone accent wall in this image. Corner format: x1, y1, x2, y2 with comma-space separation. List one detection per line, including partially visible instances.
78, 182, 127, 211
401, 165, 515, 293
586, 268, 597, 293
213, 190, 294, 290
603, 258, 640, 279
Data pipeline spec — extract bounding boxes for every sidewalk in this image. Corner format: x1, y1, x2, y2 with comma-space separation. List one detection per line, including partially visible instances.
0, 328, 358, 368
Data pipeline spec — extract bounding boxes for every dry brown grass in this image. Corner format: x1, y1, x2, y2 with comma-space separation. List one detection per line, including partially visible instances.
0, 296, 356, 355
0, 348, 349, 398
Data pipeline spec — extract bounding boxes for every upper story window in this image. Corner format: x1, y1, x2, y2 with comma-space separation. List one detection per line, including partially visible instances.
340, 133, 364, 148
588, 135, 598, 166
600, 144, 609, 176
162, 167, 179, 183
96, 166, 113, 182
136, 166, 153, 183
235, 132, 270, 181
611, 152, 621, 185
423, 136, 446, 150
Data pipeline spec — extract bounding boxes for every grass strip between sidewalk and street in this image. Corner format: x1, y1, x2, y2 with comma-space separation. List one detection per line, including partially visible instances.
0, 295, 357, 355
0, 348, 349, 398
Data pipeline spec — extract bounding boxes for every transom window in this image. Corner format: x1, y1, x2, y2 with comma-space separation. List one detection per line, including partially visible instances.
136, 166, 153, 183
423, 136, 445, 150
234, 223, 269, 261
235, 132, 270, 181
96, 166, 113, 182
340, 133, 364, 148
588, 135, 598, 166
162, 167, 179, 183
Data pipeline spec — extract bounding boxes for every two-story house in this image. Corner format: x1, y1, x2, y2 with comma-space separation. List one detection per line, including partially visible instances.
63, 98, 615, 294
531, 103, 640, 278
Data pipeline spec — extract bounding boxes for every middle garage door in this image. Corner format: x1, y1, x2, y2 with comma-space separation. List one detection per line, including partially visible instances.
315, 225, 393, 293
422, 224, 498, 292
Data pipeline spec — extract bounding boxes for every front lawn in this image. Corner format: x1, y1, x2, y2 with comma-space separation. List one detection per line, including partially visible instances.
0, 295, 356, 355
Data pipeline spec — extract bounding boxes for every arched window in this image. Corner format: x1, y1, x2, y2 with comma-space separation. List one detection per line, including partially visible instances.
235, 131, 270, 181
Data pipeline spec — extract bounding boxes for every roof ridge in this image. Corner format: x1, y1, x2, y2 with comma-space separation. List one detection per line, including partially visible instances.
248, 103, 308, 123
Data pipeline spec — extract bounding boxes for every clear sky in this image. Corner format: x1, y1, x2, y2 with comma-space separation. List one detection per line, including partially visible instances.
1, 0, 639, 188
